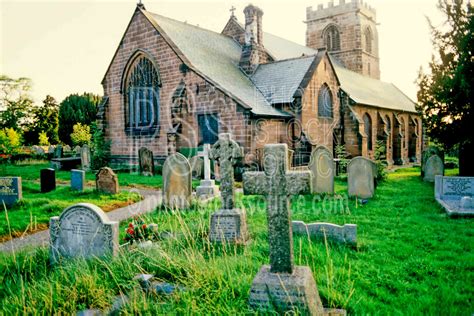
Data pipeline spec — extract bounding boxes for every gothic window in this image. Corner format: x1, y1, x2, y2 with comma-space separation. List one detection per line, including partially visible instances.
124, 56, 161, 135
318, 84, 333, 118
365, 27, 373, 54
363, 113, 373, 151
324, 25, 340, 52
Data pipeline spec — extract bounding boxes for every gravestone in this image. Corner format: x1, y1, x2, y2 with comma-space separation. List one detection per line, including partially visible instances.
63, 145, 72, 153
138, 147, 154, 176
421, 146, 444, 177
189, 156, 204, 179
0, 177, 22, 207
243, 144, 326, 314
96, 167, 119, 194
54, 144, 63, 158
162, 153, 192, 209
74, 145, 82, 157
423, 155, 444, 182
435, 175, 474, 217
196, 144, 219, 198
71, 169, 86, 191
292, 221, 357, 245
209, 133, 248, 244
347, 157, 376, 199
41, 168, 56, 193
81, 145, 91, 171
32, 145, 45, 155
50, 203, 118, 264
48, 145, 55, 155
309, 145, 334, 194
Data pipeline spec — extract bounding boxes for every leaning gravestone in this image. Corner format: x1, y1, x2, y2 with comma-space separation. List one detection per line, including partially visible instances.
423, 155, 444, 182
162, 153, 192, 209
189, 156, 204, 179
96, 167, 119, 194
347, 156, 376, 199
243, 144, 330, 314
138, 147, 154, 176
71, 169, 85, 191
435, 175, 474, 217
209, 133, 248, 244
196, 144, 219, 199
41, 168, 56, 193
50, 203, 119, 264
309, 145, 334, 194
0, 177, 22, 207
81, 145, 91, 171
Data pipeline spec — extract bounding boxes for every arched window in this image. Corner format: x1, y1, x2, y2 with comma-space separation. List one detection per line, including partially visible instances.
318, 84, 333, 118
363, 113, 373, 151
364, 27, 373, 54
324, 25, 340, 52
124, 55, 161, 135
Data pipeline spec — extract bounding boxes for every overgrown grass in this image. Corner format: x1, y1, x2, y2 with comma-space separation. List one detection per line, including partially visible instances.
0, 167, 472, 314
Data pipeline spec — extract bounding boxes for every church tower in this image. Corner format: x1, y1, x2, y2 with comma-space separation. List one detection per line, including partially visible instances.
305, 0, 380, 79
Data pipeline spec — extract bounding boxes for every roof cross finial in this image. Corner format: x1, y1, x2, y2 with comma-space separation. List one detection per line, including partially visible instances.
230, 6, 236, 17
137, 0, 145, 9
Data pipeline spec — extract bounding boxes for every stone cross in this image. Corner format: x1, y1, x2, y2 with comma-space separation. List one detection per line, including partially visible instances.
210, 133, 242, 209
230, 6, 236, 16
243, 144, 311, 273
197, 144, 212, 180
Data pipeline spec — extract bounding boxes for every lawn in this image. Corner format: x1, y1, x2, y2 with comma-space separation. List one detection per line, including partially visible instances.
0, 167, 472, 314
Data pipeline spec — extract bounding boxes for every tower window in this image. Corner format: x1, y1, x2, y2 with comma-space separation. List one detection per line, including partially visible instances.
324, 25, 340, 52
318, 84, 333, 118
365, 27, 373, 54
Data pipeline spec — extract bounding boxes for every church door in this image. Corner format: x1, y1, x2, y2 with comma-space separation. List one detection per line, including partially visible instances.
198, 114, 219, 145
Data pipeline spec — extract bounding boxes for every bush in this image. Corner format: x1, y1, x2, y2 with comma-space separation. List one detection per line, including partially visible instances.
70, 123, 91, 146
38, 131, 49, 146
0, 128, 22, 155
335, 144, 349, 174
374, 140, 387, 181
91, 123, 111, 170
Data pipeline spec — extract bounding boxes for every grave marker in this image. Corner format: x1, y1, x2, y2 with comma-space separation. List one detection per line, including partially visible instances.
139, 147, 154, 176
309, 145, 334, 194
196, 144, 219, 198
96, 167, 119, 194
50, 203, 118, 264
163, 153, 192, 209
71, 169, 86, 191
81, 145, 91, 171
41, 168, 56, 193
0, 177, 22, 207
347, 157, 376, 199
435, 175, 474, 217
423, 155, 444, 182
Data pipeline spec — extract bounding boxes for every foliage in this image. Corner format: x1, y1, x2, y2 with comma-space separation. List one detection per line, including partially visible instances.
0, 128, 22, 155
38, 131, 49, 146
374, 140, 387, 181
58, 93, 100, 145
70, 123, 91, 146
335, 144, 349, 174
0, 75, 34, 131
417, 1, 473, 175
124, 218, 158, 244
24, 95, 59, 145
91, 123, 111, 170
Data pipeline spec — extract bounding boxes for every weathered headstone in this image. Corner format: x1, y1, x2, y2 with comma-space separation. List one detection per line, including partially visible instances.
423, 155, 444, 182
292, 221, 357, 245
243, 144, 326, 314
0, 177, 22, 207
347, 156, 376, 199
162, 153, 192, 209
50, 203, 119, 264
48, 145, 55, 155
74, 145, 82, 157
96, 167, 119, 194
421, 146, 444, 177
209, 133, 248, 244
196, 144, 219, 198
63, 145, 72, 153
54, 144, 63, 158
32, 145, 45, 155
309, 145, 334, 194
189, 156, 204, 179
138, 147, 154, 176
81, 145, 91, 171
435, 175, 474, 217
71, 169, 86, 191
41, 168, 56, 193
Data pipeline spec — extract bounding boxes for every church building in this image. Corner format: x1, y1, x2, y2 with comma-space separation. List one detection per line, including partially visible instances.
99, 1, 422, 168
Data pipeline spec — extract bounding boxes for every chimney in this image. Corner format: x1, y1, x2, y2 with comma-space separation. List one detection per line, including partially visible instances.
239, 4, 264, 75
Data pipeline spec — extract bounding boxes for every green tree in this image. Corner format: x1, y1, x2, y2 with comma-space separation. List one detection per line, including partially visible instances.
0, 75, 34, 131
0, 128, 22, 155
91, 123, 111, 170
38, 131, 49, 146
24, 95, 59, 145
70, 123, 92, 146
58, 93, 100, 145
417, 0, 473, 176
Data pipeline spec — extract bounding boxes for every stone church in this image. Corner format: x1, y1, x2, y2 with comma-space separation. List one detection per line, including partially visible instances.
99, 1, 422, 168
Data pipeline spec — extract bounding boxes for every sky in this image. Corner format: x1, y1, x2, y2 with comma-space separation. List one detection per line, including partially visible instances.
0, 0, 443, 104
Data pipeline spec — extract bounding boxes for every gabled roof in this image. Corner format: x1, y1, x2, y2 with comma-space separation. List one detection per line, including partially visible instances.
330, 57, 417, 113
141, 10, 291, 118
251, 55, 317, 104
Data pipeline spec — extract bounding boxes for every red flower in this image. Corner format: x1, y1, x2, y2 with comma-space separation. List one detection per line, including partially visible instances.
142, 224, 147, 230
126, 227, 134, 235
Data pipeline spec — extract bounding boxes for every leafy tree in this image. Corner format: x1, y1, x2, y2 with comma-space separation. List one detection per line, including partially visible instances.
38, 131, 49, 146
58, 93, 100, 145
70, 123, 92, 146
24, 95, 59, 145
417, 0, 473, 176
91, 123, 111, 170
0, 128, 22, 155
0, 75, 34, 131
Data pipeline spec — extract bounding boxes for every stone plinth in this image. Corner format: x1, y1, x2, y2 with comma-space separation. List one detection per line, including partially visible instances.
196, 179, 219, 198
209, 208, 248, 244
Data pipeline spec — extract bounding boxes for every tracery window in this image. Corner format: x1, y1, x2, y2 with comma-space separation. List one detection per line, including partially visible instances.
324, 25, 341, 51
318, 84, 333, 118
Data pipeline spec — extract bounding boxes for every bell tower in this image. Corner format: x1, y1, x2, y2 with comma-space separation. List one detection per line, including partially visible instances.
305, 0, 380, 79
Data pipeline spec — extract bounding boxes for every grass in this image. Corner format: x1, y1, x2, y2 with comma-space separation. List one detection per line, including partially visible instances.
0, 167, 472, 314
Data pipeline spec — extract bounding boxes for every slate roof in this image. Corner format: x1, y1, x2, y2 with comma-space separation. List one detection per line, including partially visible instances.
143, 10, 291, 117
251, 55, 317, 104
330, 57, 417, 113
